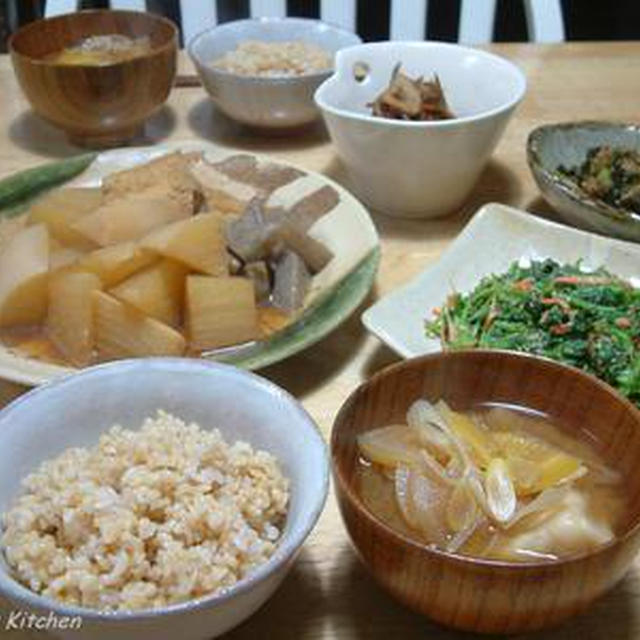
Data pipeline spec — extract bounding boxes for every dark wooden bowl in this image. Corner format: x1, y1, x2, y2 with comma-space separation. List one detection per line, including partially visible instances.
331, 350, 640, 634
9, 10, 177, 147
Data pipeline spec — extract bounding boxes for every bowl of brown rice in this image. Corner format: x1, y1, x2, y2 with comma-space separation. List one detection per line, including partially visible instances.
188, 17, 361, 129
0, 358, 328, 640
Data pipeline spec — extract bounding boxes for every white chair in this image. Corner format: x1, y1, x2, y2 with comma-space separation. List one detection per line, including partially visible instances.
43, 0, 565, 48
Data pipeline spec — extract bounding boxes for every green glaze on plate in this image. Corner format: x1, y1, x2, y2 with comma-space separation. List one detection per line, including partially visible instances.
216, 246, 380, 370
0, 153, 97, 217
0, 150, 379, 385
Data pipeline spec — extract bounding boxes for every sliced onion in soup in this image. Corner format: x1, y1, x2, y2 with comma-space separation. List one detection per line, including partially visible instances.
485, 458, 517, 524
358, 425, 424, 469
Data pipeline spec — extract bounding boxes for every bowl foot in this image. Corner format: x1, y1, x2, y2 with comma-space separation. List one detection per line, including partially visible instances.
67, 125, 143, 149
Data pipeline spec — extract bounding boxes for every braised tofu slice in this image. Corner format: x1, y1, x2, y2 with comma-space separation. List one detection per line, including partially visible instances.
27, 188, 102, 250
93, 291, 186, 359
189, 160, 259, 214
72, 187, 190, 246
80, 241, 155, 287
186, 275, 258, 351
0, 224, 50, 327
141, 213, 227, 276
102, 151, 201, 212
109, 259, 187, 327
47, 270, 101, 366
272, 251, 310, 313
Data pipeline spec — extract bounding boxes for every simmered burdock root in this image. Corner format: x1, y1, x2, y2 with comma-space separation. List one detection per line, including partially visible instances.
369, 63, 454, 121
186, 275, 258, 351
93, 291, 186, 359
0, 224, 49, 328
46, 270, 101, 366
109, 259, 187, 327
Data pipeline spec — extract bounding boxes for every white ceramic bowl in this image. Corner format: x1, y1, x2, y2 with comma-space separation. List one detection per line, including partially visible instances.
314, 41, 527, 218
188, 17, 361, 129
0, 359, 329, 640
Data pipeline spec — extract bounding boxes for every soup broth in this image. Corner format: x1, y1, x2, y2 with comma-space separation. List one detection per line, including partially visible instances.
357, 402, 626, 563
46, 34, 152, 66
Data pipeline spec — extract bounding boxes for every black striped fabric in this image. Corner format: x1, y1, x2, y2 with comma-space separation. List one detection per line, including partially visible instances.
2, 0, 640, 51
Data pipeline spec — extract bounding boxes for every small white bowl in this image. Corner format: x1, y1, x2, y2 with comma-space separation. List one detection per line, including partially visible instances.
315, 41, 526, 218
0, 359, 328, 640
188, 17, 361, 129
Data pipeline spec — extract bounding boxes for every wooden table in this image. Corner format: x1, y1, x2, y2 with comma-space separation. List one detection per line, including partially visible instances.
0, 41, 639, 639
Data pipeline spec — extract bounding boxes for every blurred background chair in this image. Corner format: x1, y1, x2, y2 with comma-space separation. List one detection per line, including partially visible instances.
3, 0, 639, 50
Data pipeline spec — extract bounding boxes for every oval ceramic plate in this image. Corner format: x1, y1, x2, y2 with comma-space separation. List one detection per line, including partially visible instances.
527, 121, 640, 242
0, 142, 379, 385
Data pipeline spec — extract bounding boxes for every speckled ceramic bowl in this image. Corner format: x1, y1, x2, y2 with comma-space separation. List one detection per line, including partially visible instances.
188, 17, 361, 129
527, 121, 640, 243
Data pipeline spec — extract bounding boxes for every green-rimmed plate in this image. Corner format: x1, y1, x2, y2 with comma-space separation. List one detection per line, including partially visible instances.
0, 142, 380, 386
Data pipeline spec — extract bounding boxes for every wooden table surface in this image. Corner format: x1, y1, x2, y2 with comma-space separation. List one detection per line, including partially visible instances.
0, 41, 640, 639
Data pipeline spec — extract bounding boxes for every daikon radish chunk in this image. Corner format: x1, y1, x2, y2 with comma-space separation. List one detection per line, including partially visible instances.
141, 213, 227, 276
93, 291, 186, 359
485, 458, 517, 524
49, 244, 84, 273
80, 241, 155, 287
27, 188, 101, 250
109, 259, 187, 327
186, 276, 258, 351
46, 270, 101, 366
72, 188, 189, 246
0, 224, 49, 327
358, 425, 425, 469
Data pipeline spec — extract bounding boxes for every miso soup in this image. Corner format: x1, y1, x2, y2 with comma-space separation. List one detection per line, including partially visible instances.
356, 400, 625, 562
47, 34, 152, 66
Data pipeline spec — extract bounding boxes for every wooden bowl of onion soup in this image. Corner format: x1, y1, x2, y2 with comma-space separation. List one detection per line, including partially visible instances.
331, 349, 640, 633
9, 10, 177, 147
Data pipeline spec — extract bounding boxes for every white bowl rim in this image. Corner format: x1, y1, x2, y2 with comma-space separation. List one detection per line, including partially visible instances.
187, 16, 362, 82
0, 357, 329, 621
314, 40, 527, 128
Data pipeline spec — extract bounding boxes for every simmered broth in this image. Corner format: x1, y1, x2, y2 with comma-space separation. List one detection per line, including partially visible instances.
357, 402, 625, 563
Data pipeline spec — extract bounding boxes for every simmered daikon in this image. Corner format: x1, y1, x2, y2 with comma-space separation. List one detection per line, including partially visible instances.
357, 401, 624, 562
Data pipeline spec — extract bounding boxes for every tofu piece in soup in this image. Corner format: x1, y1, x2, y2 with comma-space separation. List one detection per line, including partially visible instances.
46, 270, 101, 366
186, 275, 258, 350
93, 291, 186, 359
0, 224, 50, 327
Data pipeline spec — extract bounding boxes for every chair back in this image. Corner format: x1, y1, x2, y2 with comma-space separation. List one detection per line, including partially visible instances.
43, 0, 565, 48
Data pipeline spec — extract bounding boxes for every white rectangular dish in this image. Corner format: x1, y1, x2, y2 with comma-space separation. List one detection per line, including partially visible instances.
362, 203, 640, 357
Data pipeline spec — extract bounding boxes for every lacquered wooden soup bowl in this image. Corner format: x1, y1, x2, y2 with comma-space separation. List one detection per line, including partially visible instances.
331, 350, 640, 633
9, 10, 177, 147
